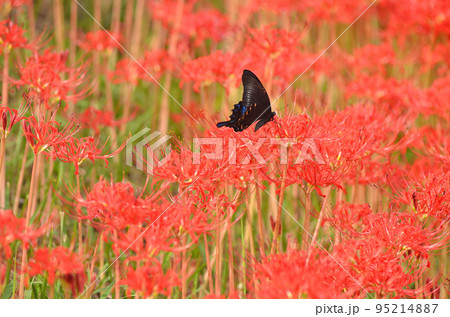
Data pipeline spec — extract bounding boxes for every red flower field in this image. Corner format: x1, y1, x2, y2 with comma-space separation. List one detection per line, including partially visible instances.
0, 0, 449, 299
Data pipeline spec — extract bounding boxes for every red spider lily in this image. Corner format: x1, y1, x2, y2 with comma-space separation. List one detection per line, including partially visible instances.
0, 20, 31, 52
419, 44, 450, 75
44, 135, 127, 175
241, 0, 306, 15
332, 238, 429, 298
27, 49, 70, 72
423, 277, 442, 299
274, 50, 332, 87
110, 50, 175, 85
349, 159, 391, 185
22, 114, 79, 154
424, 76, 450, 120
166, 191, 232, 243
324, 202, 373, 232
72, 179, 168, 230
0, 105, 27, 138
326, 102, 417, 156
109, 58, 141, 86
148, 130, 270, 192
141, 49, 177, 79
237, 26, 331, 88
345, 74, 426, 115
304, 0, 375, 24
79, 30, 121, 53
329, 204, 450, 259
148, 0, 196, 29
120, 258, 180, 298
386, 164, 450, 220
319, 103, 419, 188
110, 189, 229, 262
249, 248, 341, 298
180, 50, 243, 93
12, 49, 88, 104
263, 103, 416, 190
251, 238, 429, 298
112, 221, 176, 258
421, 127, 450, 166
174, 8, 230, 47
149, 1, 229, 47
246, 27, 303, 64
378, 0, 450, 38
257, 114, 354, 190
112, 213, 196, 259
413, 173, 450, 220
149, 139, 220, 191
189, 117, 338, 191
28, 247, 85, 290
206, 133, 274, 191
79, 107, 132, 134
345, 42, 397, 76
241, 26, 305, 81
363, 212, 450, 259
326, 202, 447, 298
0, 209, 48, 258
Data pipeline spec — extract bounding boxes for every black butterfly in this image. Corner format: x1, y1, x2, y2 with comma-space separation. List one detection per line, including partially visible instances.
217, 70, 276, 132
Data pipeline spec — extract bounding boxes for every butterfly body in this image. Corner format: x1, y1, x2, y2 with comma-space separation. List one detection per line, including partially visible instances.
217, 70, 276, 132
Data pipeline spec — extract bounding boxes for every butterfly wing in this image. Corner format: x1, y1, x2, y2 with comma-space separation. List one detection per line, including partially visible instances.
216, 101, 247, 131
241, 70, 271, 112
241, 70, 275, 131
216, 70, 275, 132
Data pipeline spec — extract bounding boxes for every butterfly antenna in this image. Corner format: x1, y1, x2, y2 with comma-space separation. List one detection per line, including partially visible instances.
273, 94, 289, 114
288, 88, 299, 118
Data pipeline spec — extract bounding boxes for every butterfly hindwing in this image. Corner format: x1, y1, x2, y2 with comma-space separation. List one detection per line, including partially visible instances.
217, 70, 276, 132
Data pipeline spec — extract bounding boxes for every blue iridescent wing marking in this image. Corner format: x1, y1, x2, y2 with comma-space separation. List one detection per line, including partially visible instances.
216, 70, 276, 132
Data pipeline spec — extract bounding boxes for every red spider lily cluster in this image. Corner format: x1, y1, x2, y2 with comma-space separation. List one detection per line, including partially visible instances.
79, 31, 121, 53
28, 247, 85, 295
0, 19, 30, 52
12, 50, 88, 105
0, 0, 449, 300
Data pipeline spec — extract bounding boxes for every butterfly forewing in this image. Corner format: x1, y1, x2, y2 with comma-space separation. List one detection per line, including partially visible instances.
241, 70, 271, 112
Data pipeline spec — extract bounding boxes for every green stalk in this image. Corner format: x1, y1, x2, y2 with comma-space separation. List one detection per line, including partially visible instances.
158, 0, 184, 134
301, 186, 313, 250
270, 161, 288, 255
18, 152, 40, 298
307, 186, 331, 263
13, 142, 29, 215
0, 137, 6, 209
226, 190, 235, 294
53, 0, 64, 51
203, 234, 214, 294
0, 49, 9, 209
